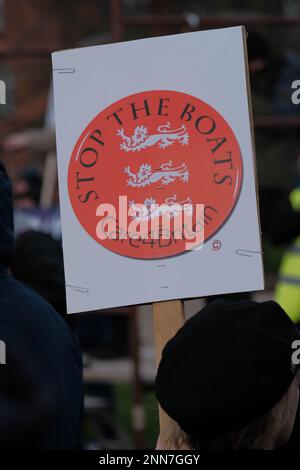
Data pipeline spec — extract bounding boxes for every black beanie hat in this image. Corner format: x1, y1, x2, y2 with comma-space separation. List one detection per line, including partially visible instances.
155, 299, 300, 441
0, 161, 14, 257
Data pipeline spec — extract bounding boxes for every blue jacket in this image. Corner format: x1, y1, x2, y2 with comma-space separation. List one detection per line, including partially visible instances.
0, 162, 83, 448
0, 264, 83, 448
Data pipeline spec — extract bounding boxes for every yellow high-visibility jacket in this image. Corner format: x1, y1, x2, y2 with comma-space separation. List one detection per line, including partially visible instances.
275, 187, 300, 323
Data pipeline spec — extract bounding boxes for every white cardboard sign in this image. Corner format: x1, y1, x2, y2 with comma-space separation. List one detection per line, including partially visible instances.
52, 27, 264, 314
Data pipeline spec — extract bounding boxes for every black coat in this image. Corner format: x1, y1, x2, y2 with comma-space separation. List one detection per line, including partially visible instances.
0, 263, 83, 449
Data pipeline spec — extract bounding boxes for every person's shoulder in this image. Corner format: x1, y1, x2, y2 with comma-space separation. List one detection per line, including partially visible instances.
1, 275, 82, 367
0, 275, 68, 334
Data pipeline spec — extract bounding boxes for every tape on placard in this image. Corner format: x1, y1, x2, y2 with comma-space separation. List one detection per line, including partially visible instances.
236, 249, 262, 257
53, 68, 75, 74
65, 284, 89, 293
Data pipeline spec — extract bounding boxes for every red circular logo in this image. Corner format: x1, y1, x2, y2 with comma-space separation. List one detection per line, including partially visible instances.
68, 90, 243, 259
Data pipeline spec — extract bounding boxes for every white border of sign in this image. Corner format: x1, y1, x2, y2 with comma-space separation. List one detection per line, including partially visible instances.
52, 27, 264, 313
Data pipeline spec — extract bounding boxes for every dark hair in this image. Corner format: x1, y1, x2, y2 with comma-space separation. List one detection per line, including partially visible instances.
247, 31, 270, 62
15, 167, 42, 205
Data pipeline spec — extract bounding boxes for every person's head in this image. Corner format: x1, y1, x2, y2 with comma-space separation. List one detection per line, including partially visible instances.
247, 31, 271, 75
0, 161, 14, 268
13, 166, 42, 209
156, 299, 300, 450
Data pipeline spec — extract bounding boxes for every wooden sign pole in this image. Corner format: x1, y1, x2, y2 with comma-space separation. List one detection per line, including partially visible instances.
153, 299, 186, 449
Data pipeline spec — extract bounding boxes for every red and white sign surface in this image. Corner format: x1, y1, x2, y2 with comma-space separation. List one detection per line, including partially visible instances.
68, 90, 242, 259
53, 27, 264, 313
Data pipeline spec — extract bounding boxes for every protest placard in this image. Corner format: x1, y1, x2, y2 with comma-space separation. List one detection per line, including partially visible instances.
52, 26, 263, 314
